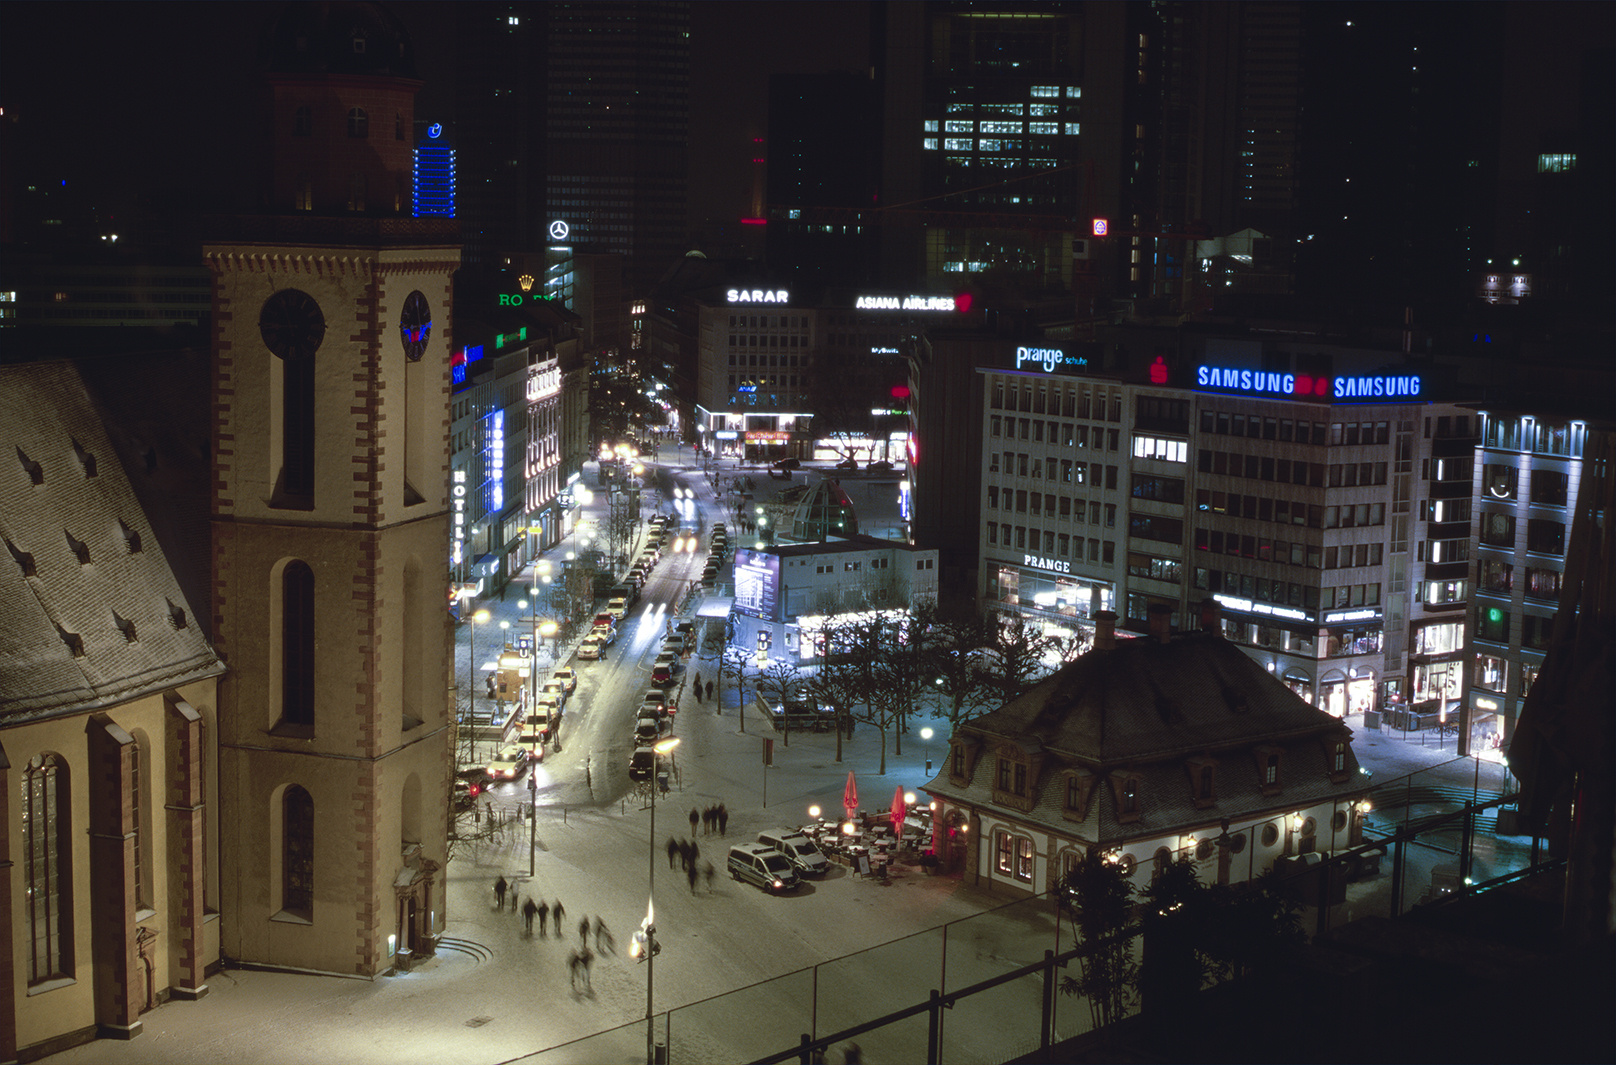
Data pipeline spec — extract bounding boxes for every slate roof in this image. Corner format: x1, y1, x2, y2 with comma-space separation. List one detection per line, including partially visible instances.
924, 630, 1367, 846
0, 362, 223, 722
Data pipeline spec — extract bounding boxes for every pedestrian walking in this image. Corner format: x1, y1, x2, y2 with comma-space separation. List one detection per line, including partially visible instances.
537, 898, 550, 937
678, 837, 694, 871
718, 803, 729, 836
689, 807, 700, 836
694, 671, 702, 692
707, 680, 716, 702
522, 897, 538, 933
702, 806, 713, 834
667, 835, 680, 869
579, 915, 591, 946
687, 857, 700, 894
552, 899, 566, 938
569, 947, 594, 992
494, 875, 508, 911
595, 917, 614, 955
579, 945, 595, 991
702, 860, 715, 893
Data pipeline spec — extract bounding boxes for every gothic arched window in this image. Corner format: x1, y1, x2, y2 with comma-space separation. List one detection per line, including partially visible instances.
23, 754, 73, 984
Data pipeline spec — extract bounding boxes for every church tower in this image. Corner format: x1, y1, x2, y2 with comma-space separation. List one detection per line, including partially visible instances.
205, 2, 457, 976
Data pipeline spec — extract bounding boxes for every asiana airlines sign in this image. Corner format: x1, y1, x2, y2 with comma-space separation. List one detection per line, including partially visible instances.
1196, 365, 1423, 403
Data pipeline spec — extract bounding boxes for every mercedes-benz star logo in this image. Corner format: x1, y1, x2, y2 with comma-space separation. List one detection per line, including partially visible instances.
549, 220, 570, 241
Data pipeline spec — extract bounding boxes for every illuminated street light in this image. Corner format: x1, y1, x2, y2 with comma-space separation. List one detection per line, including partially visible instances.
921, 726, 934, 774
643, 736, 680, 1065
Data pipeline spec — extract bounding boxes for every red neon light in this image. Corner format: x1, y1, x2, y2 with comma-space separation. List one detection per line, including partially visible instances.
740, 218, 767, 226
954, 292, 974, 313
890, 385, 911, 399
1149, 355, 1168, 384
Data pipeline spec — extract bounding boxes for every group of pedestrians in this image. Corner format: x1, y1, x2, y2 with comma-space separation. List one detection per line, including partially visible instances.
666, 835, 717, 894
692, 802, 728, 836
496, 876, 618, 994
691, 672, 716, 704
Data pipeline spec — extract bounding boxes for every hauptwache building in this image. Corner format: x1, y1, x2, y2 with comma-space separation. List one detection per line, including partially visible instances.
968, 325, 1476, 723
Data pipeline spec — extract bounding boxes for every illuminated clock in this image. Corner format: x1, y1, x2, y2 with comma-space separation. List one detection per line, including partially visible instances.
399, 290, 432, 361
258, 289, 326, 361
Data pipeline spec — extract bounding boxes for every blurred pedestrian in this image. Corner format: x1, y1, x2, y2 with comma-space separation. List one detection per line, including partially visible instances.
595, 917, 614, 955
537, 898, 550, 937
667, 835, 679, 869
522, 897, 538, 933
689, 807, 700, 835
678, 837, 694, 871
579, 915, 591, 946
702, 860, 715, 893
552, 899, 566, 938
493, 875, 508, 911
718, 803, 729, 836
707, 680, 716, 702
687, 857, 700, 894
702, 806, 714, 834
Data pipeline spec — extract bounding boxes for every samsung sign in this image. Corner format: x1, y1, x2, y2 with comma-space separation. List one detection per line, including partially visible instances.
1016, 346, 1088, 374
1196, 365, 1422, 402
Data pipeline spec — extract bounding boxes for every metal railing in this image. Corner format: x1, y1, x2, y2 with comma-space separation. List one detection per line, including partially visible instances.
506, 759, 1549, 1065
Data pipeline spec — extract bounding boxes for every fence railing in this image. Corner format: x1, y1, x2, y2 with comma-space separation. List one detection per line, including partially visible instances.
506, 759, 1547, 1065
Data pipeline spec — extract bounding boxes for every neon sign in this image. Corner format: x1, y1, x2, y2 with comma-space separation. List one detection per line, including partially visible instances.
548, 220, 570, 241
727, 288, 789, 304
856, 294, 958, 312
1024, 553, 1072, 574
1196, 365, 1422, 402
496, 292, 553, 306
1214, 593, 1310, 623
1015, 345, 1088, 373
451, 469, 468, 564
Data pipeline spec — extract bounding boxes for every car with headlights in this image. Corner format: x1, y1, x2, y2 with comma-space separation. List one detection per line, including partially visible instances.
486, 744, 528, 781
728, 843, 800, 893
551, 667, 578, 693
607, 596, 629, 620
578, 635, 606, 660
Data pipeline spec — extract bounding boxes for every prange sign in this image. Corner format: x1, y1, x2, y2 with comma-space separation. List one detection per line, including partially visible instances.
1014, 345, 1089, 374
1196, 365, 1423, 402
1023, 553, 1072, 574
733, 549, 782, 621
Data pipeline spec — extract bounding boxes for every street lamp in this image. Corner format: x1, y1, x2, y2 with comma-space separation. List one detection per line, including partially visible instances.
468, 608, 491, 764
640, 735, 681, 1065
920, 726, 934, 775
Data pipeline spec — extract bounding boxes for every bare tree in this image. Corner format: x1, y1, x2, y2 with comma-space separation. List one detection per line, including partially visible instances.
982, 613, 1058, 704
804, 615, 877, 763
719, 645, 752, 732
924, 610, 1000, 732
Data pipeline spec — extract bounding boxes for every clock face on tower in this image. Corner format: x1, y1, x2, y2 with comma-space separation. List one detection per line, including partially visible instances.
399, 290, 432, 361
258, 289, 326, 361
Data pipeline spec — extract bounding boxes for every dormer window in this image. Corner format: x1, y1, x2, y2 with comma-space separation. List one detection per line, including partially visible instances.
1255, 745, 1284, 797
1332, 742, 1346, 773
1062, 771, 1096, 823
1110, 771, 1145, 824
1186, 756, 1218, 809
1122, 779, 1138, 813
952, 745, 964, 778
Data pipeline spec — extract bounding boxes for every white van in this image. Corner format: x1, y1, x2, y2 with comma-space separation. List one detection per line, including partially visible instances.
727, 844, 800, 894
757, 830, 829, 877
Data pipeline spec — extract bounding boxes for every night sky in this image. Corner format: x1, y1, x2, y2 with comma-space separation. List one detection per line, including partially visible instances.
0, 1, 870, 239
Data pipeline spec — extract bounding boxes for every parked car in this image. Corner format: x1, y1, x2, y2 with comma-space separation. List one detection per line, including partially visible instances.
757, 829, 829, 877
662, 632, 686, 655
551, 667, 578, 694
607, 596, 629, 620
539, 681, 568, 709
727, 843, 800, 893
628, 747, 667, 783
834, 457, 858, 470
635, 716, 672, 745
452, 779, 480, 809
650, 662, 676, 687
591, 625, 618, 646
593, 611, 616, 630
868, 459, 894, 473
772, 458, 801, 470
486, 744, 528, 781
578, 635, 606, 660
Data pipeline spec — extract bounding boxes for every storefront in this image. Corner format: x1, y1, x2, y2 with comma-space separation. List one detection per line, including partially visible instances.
986, 558, 1112, 636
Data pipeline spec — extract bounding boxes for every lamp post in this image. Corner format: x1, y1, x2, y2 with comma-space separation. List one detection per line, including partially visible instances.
921, 726, 934, 775
468, 608, 491, 765
638, 736, 681, 1065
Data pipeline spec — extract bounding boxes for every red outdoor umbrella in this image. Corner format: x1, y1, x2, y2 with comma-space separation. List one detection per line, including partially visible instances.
890, 787, 907, 836
843, 771, 858, 819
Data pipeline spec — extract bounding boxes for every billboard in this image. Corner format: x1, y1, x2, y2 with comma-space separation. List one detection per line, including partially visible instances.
733, 549, 781, 621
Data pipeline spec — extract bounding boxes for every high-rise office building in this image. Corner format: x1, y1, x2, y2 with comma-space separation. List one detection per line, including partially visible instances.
542, 1, 690, 300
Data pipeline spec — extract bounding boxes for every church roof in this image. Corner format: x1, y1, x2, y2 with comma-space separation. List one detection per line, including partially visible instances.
0, 363, 223, 723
